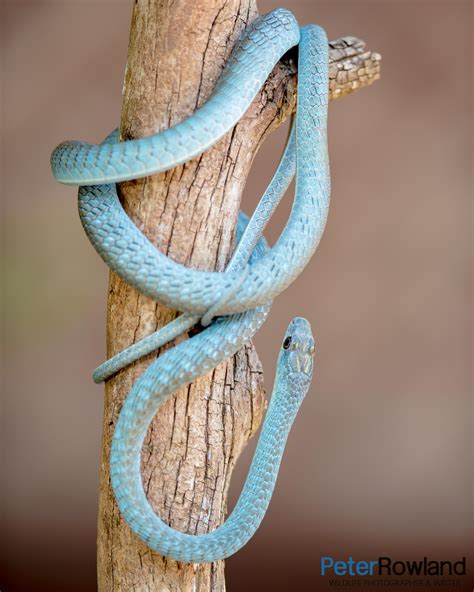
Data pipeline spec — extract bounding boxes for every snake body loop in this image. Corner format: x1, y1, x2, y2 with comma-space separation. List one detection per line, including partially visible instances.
51, 9, 330, 562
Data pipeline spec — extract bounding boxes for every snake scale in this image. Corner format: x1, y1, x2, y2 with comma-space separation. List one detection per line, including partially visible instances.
51, 8, 330, 562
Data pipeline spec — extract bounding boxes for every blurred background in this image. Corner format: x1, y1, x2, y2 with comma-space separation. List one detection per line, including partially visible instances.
1, 1, 472, 591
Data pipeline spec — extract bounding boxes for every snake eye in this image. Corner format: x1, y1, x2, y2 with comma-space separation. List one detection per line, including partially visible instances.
283, 336, 292, 350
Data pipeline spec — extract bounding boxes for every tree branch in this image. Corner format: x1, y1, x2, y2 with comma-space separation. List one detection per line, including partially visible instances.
256, 35, 381, 135
96, 2, 381, 591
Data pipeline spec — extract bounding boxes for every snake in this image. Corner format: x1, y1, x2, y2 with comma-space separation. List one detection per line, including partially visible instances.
50, 8, 330, 562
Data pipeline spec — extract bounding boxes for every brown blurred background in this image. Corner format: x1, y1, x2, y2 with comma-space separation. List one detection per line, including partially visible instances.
1, 1, 472, 591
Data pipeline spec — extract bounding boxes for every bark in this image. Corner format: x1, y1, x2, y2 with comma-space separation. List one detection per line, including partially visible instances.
96, 1, 381, 591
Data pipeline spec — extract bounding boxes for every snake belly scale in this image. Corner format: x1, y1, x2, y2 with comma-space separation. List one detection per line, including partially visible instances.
51, 8, 330, 562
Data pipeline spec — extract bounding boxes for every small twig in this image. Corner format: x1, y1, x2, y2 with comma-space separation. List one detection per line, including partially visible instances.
328, 36, 382, 99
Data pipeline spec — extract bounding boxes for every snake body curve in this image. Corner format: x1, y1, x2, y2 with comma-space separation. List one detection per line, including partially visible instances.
51, 9, 330, 562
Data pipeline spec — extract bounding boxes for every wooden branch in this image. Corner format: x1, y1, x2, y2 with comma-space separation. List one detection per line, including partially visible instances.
96, 2, 381, 591
97, 2, 263, 590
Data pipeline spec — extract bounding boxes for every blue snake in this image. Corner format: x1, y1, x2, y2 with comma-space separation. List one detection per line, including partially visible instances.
51, 9, 330, 562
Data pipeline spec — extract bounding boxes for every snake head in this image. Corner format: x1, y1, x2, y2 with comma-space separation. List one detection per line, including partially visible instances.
277, 317, 315, 413
272, 317, 315, 415
277, 316, 316, 407
282, 316, 315, 374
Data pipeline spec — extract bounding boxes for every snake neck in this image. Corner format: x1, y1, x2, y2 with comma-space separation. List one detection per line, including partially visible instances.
226, 366, 312, 526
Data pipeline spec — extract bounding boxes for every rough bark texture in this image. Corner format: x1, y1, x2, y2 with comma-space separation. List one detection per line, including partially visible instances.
96, 1, 381, 591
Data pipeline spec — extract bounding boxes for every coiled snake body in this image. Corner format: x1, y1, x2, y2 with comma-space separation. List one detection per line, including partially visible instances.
51, 8, 330, 562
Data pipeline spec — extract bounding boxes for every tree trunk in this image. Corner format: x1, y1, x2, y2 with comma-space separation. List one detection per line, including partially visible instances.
96, 1, 381, 590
